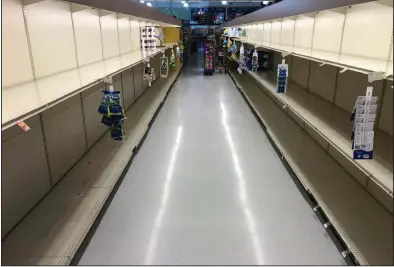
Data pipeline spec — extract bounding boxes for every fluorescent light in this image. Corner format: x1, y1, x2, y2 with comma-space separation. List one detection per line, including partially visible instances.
183, 2, 188, 7
140, 0, 144, 2
146, 2, 152, 6
262, 1, 269, 4
181, 0, 185, 3
222, 0, 228, 4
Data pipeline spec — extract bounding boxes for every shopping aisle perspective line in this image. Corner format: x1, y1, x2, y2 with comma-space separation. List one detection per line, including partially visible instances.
78, 56, 346, 265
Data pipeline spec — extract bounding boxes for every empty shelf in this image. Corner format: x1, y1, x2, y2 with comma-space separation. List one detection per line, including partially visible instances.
230, 37, 392, 78
2, 44, 176, 130
1, 67, 181, 266
227, 66, 393, 265
227, 55, 393, 212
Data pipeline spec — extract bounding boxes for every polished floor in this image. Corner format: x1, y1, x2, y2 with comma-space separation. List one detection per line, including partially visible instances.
79, 56, 346, 265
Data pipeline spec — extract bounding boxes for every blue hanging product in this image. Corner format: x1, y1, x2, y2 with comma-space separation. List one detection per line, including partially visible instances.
231, 43, 237, 54
98, 87, 126, 140
101, 116, 113, 127
111, 120, 125, 140
277, 63, 288, 94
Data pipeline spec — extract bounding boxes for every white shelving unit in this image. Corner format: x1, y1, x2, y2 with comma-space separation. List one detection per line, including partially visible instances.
226, 1, 393, 78
226, 63, 393, 265
1, 0, 182, 264
1, 0, 179, 130
2, 66, 182, 266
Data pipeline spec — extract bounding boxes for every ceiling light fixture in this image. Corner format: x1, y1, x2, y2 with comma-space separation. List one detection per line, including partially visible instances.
222, 1, 228, 4
146, 2, 152, 6
183, 2, 188, 7
140, 0, 145, 3
262, 1, 269, 4
181, 0, 185, 3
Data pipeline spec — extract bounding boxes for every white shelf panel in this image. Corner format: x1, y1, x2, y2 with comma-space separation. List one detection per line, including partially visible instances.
280, 19, 295, 51
118, 17, 132, 54
2, 44, 176, 129
25, 0, 78, 78
1, 67, 182, 266
100, 13, 120, 59
271, 21, 282, 46
130, 20, 141, 51
72, 8, 103, 66
263, 22, 272, 44
293, 15, 314, 56
340, 2, 393, 73
2, 0, 34, 88
311, 10, 344, 62
228, 2, 393, 77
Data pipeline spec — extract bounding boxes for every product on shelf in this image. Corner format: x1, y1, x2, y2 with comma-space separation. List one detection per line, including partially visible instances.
237, 44, 247, 74
143, 62, 155, 86
276, 61, 288, 93
98, 87, 126, 141
350, 87, 378, 160
170, 49, 176, 69
160, 54, 169, 78
252, 49, 259, 72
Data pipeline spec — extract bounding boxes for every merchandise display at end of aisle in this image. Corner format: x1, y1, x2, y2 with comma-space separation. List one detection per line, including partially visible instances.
350, 86, 378, 160
98, 87, 126, 141
160, 54, 169, 78
203, 39, 215, 75
277, 61, 288, 94
144, 62, 155, 87
170, 49, 176, 69
141, 26, 157, 51
252, 49, 259, 72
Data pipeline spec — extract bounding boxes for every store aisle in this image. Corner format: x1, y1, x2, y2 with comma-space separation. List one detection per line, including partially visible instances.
79, 56, 346, 265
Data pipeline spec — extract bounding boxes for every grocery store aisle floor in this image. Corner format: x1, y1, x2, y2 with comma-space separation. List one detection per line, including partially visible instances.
78, 55, 346, 265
